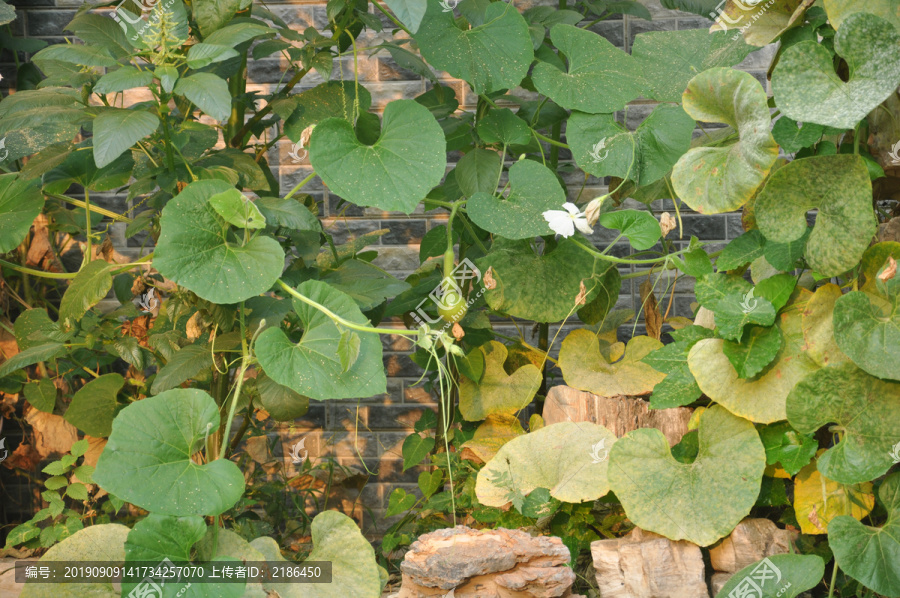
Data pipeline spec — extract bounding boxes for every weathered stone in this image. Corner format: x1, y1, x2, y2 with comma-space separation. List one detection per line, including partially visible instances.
710, 572, 730, 596
590, 528, 709, 598
708, 518, 798, 574
396, 526, 578, 598
542, 385, 691, 446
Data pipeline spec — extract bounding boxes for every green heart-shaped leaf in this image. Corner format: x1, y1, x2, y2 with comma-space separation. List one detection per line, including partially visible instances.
833, 290, 900, 381
567, 105, 695, 185
476, 108, 531, 146
672, 68, 778, 214
475, 421, 617, 506
642, 325, 715, 409
532, 24, 642, 113
722, 324, 783, 379
414, 1, 533, 94
772, 12, 900, 130
714, 554, 825, 598
467, 159, 563, 239
93, 389, 245, 516
787, 363, 900, 485
254, 280, 386, 400
759, 421, 818, 476
154, 179, 285, 304
458, 341, 541, 421
631, 29, 754, 102
689, 308, 820, 423
755, 154, 875, 277
608, 405, 766, 546
309, 99, 446, 213
0, 174, 43, 253
597, 209, 662, 251
208, 188, 266, 229
829, 473, 900, 597
64, 373, 123, 437
475, 237, 615, 322
560, 332, 665, 398
251, 511, 382, 598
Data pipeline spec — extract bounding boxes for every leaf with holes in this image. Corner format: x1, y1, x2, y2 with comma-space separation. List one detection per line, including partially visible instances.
154, 179, 284, 304
608, 405, 766, 546
459, 341, 541, 421
467, 159, 563, 240
476, 421, 617, 506
309, 99, 445, 213
772, 12, 900, 130
672, 68, 778, 214
787, 363, 900, 485
254, 280, 386, 400
93, 389, 245, 516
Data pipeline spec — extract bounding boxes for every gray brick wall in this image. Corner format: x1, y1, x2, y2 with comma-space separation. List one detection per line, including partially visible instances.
0, 0, 775, 537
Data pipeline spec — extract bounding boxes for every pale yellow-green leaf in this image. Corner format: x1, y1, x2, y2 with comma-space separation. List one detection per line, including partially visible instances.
793, 460, 874, 535
458, 340, 541, 421
475, 421, 617, 506
559, 331, 664, 397
460, 413, 525, 464
709, 0, 814, 46
801, 283, 850, 367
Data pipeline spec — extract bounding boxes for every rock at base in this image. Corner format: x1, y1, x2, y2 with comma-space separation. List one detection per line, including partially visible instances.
708, 518, 798, 574
395, 526, 579, 598
590, 528, 709, 598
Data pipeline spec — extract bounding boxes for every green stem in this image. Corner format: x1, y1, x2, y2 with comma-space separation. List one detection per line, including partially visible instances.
277, 279, 420, 337
0, 253, 153, 280
284, 172, 317, 199
226, 51, 248, 145
371, 0, 410, 35
49, 194, 132, 223
827, 562, 839, 598
533, 130, 569, 149
219, 304, 251, 459
83, 188, 92, 267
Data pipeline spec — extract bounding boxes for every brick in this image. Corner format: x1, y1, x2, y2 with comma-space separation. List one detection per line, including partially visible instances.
627, 17, 676, 52
725, 214, 746, 240
380, 219, 426, 245
26, 9, 76, 36
679, 213, 727, 240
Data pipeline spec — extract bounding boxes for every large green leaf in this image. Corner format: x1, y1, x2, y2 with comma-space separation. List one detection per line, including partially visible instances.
42, 140, 133, 193
694, 273, 776, 341
192, 0, 240, 37
772, 12, 900, 130
597, 209, 662, 251
567, 105, 695, 185
93, 389, 245, 516
833, 290, 900, 381
0, 343, 65, 378
475, 237, 615, 322
466, 159, 563, 239
309, 99, 445, 213
630, 29, 754, 103
689, 308, 820, 423
64, 13, 133, 59
714, 554, 825, 598
672, 68, 778, 214
722, 324, 783, 379
608, 405, 766, 546
92, 109, 159, 168
475, 421, 617, 505
20, 524, 130, 598
414, 0, 533, 94
154, 179, 284, 304
759, 421, 818, 476
455, 148, 502, 198
58, 260, 114, 327
254, 280, 386, 400
458, 341, 541, 421
829, 473, 900, 597
251, 511, 382, 598
320, 259, 411, 311
256, 373, 309, 421
64, 373, 123, 438
532, 24, 642, 113
560, 332, 665, 397
0, 173, 42, 253
173, 73, 231, 121
208, 188, 266, 229
279, 81, 372, 142
755, 155, 874, 277
787, 363, 900, 485
93, 67, 154, 95
23, 378, 57, 413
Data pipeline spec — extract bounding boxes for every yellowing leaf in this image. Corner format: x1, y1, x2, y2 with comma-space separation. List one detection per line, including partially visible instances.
458, 341, 541, 421
460, 414, 525, 464
560, 331, 664, 398
793, 461, 874, 535
800, 283, 850, 367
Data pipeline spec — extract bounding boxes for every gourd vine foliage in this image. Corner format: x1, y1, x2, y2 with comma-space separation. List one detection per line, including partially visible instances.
0, 0, 897, 594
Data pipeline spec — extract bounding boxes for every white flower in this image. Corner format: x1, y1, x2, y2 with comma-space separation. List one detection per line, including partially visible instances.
584, 196, 606, 226
543, 203, 593, 238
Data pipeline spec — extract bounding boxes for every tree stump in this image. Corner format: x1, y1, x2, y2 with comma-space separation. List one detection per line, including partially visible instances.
394, 526, 583, 598
591, 528, 709, 597
542, 385, 691, 446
